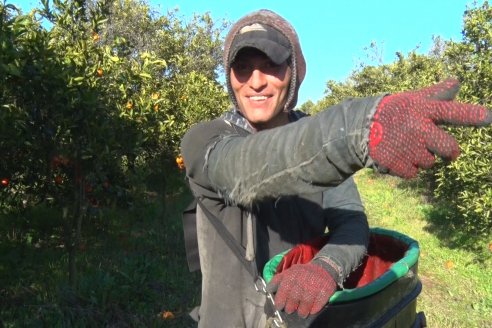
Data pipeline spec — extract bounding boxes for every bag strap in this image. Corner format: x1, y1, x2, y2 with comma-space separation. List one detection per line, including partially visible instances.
196, 198, 259, 278
182, 198, 201, 272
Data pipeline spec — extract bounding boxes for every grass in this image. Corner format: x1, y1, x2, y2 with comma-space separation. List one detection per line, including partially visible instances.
354, 169, 492, 328
1, 169, 491, 327
0, 172, 200, 327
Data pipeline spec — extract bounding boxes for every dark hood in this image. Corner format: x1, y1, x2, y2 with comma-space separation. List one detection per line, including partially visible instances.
223, 9, 306, 111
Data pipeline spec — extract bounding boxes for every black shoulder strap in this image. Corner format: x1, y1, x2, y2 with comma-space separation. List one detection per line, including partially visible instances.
196, 198, 258, 278
182, 198, 201, 272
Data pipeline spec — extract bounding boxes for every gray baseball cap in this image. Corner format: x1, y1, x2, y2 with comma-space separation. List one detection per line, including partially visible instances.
228, 23, 291, 65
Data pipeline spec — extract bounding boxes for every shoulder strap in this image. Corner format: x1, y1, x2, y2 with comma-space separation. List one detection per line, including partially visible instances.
196, 198, 259, 278
182, 198, 201, 272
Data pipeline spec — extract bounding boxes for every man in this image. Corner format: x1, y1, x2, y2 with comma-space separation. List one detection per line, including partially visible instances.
180, 9, 491, 328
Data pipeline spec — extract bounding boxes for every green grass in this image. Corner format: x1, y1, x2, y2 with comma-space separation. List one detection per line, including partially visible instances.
355, 169, 492, 328
0, 172, 200, 327
1, 169, 491, 327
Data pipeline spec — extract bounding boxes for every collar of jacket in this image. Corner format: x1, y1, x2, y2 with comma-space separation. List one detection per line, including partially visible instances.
222, 108, 308, 134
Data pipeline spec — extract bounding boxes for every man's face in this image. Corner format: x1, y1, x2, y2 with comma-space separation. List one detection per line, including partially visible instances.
230, 48, 292, 130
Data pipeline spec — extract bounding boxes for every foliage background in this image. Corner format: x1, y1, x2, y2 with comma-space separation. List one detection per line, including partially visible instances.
1, 1, 227, 324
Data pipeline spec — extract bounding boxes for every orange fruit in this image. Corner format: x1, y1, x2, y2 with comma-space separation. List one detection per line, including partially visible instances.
176, 155, 185, 170
445, 260, 454, 269
51, 155, 71, 167
92, 32, 100, 42
54, 175, 63, 185
161, 311, 175, 319
126, 101, 133, 110
96, 67, 103, 77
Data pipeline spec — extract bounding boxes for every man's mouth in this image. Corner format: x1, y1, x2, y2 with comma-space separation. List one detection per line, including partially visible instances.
248, 95, 268, 101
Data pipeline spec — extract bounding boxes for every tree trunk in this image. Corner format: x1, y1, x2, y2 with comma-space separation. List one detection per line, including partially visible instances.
64, 172, 86, 288
62, 206, 76, 288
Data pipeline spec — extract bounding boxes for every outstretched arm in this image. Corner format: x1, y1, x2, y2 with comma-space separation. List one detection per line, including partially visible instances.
182, 79, 491, 207
182, 96, 379, 207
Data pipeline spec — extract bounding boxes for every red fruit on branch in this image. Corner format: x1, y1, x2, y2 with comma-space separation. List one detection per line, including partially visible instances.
54, 175, 63, 185
1, 178, 9, 187
51, 155, 71, 168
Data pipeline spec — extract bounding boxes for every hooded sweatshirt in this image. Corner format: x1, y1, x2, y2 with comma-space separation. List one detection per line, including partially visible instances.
181, 9, 377, 328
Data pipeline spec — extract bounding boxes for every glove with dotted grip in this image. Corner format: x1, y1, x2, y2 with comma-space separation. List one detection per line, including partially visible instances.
267, 259, 337, 318
368, 79, 492, 178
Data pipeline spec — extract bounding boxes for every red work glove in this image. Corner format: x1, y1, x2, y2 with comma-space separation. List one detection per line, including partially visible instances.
267, 259, 337, 318
369, 79, 492, 178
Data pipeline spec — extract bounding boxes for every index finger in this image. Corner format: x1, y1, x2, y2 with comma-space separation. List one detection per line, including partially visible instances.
425, 101, 491, 126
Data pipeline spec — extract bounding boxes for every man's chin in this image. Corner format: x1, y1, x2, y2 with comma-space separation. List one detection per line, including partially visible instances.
245, 114, 272, 126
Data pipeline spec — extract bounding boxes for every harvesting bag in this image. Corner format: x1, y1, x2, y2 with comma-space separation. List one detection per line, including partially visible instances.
263, 228, 426, 328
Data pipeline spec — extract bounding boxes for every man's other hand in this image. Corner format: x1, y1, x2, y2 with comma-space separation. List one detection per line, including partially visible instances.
267, 261, 336, 318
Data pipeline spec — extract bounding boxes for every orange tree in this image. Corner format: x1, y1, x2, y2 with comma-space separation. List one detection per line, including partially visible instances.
0, 0, 229, 285
434, 1, 492, 234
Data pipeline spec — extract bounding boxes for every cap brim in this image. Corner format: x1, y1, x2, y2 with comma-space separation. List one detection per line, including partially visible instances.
229, 25, 291, 65
230, 38, 290, 65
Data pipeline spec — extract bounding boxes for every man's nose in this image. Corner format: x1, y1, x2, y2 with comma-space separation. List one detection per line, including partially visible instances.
249, 68, 267, 90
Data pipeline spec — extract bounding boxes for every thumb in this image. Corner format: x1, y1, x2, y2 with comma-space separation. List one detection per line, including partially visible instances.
428, 78, 461, 100
266, 273, 282, 294
413, 78, 460, 101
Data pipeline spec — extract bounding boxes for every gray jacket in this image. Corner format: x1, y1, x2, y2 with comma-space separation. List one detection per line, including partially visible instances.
181, 96, 381, 327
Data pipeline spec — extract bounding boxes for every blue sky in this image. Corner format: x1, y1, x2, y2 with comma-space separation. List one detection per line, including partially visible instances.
12, 0, 482, 104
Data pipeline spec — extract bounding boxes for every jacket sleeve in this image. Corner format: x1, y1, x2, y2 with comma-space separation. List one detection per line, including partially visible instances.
181, 96, 382, 207
314, 176, 369, 285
